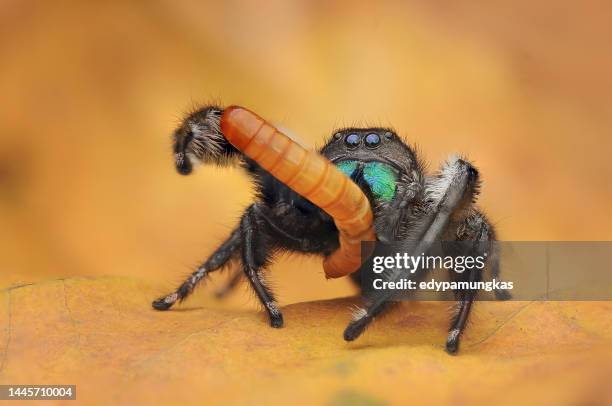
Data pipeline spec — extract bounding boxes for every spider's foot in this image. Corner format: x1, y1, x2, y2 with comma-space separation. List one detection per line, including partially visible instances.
152, 293, 178, 311
214, 288, 230, 300
270, 313, 284, 328
445, 329, 461, 355
266, 301, 284, 328
343, 318, 368, 341
495, 289, 512, 301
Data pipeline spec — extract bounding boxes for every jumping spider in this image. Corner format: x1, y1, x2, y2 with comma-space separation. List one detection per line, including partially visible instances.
153, 105, 509, 354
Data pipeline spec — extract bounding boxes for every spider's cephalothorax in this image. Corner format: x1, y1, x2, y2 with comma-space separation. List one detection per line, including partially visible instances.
319, 127, 427, 242
153, 105, 509, 354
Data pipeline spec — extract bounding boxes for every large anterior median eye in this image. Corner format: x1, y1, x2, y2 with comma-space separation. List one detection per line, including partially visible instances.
344, 133, 361, 149
364, 133, 381, 148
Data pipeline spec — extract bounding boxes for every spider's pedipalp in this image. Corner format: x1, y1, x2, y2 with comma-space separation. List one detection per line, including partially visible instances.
172, 105, 240, 174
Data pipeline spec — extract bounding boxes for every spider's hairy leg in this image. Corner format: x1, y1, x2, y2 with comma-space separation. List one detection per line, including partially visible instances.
446, 266, 480, 354
152, 228, 241, 310
173, 105, 241, 175
214, 268, 243, 299
344, 157, 480, 342
446, 212, 511, 353
445, 234, 487, 355
241, 204, 283, 328
344, 265, 429, 341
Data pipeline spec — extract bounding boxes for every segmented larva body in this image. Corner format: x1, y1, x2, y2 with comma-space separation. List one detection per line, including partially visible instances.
221, 106, 376, 278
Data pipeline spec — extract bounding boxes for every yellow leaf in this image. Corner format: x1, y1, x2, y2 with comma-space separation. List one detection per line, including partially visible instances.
0, 277, 611, 405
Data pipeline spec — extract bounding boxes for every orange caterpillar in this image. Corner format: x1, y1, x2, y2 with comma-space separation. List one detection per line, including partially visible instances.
220, 106, 376, 278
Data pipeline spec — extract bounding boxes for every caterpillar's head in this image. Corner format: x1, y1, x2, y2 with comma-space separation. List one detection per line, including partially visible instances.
172, 106, 239, 175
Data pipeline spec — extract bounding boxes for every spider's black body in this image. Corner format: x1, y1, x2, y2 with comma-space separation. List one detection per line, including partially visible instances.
153, 105, 508, 354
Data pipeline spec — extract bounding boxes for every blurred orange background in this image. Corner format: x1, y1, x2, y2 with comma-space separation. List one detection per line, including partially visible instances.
1, 0, 612, 305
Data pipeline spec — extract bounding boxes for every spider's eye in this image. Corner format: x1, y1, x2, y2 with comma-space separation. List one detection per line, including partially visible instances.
364, 133, 381, 148
344, 133, 361, 149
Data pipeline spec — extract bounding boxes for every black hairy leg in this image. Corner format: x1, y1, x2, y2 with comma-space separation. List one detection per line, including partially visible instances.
240, 204, 284, 328
456, 209, 512, 301
446, 215, 510, 353
214, 268, 243, 299
214, 203, 333, 299
445, 265, 480, 355
344, 157, 480, 342
344, 266, 430, 342
152, 228, 241, 310
444, 236, 485, 354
